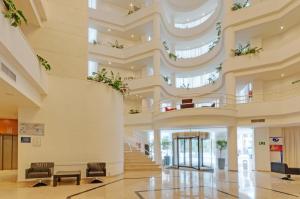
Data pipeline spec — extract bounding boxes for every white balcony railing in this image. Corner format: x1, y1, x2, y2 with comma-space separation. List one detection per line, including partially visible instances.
174, 9, 215, 29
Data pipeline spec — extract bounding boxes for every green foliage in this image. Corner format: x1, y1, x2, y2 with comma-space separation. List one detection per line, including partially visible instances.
87, 68, 129, 95
110, 40, 124, 49
216, 140, 227, 157
209, 22, 222, 51
216, 64, 222, 73
231, 0, 249, 11
129, 109, 140, 114
232, 43, 263, 56
168, 52, 177, 61
161, 137, 171, 151
128, 5, 140, 15
3, 0, 27, 27
162, 41, 169, 51
162, 41, 177, 61
37, 55, 51, 71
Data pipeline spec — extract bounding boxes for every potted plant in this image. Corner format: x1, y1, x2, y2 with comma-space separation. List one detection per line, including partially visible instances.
231, 0, 249, 11
161, 137, 171, 166
216, 140, 227, 169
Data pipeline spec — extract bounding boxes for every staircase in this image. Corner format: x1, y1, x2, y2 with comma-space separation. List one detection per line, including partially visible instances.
124, 144, 161, 171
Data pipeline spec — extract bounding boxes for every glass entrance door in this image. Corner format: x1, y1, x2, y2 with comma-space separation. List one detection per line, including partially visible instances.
177, 137, 199, 168
191, 138, 199, 168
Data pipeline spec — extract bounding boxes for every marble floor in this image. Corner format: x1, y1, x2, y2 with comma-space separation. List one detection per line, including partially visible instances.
0, 169, 300, 199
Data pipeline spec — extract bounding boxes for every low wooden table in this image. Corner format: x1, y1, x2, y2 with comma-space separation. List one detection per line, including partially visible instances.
53, 171, 81, 187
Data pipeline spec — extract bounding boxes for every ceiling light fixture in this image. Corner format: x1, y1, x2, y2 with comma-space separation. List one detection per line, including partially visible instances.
130, 66, 134, 70
131, 34, 135, 38
108, 61, 112, 65
281, 73, 285, 78
107, 28, 111, 32
280, 26, 284, 30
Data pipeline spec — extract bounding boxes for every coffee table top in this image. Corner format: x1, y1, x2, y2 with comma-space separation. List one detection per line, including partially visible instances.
54, 171, 81, 176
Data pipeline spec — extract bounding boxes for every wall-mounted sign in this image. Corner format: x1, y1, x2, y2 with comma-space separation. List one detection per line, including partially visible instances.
21, 137, 31, 143
269, 137, 283, 145
19, 123, 45, 136
251, 119, 266, 123
270, 145, 283, 152
258, 141, 266, 145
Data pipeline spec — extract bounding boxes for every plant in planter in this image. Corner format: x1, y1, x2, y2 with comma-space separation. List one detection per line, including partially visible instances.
87, 68, 129, 95
232, 43, 263, 56
216, 140, 227, 169
37, 55, 51, 71
231, 0, 249, 11
162, 41, 177, 61
209, 22, 222, 51
2, 0, 27, 27
92, 40, 99, 45
161, 136, 171, 166
216, 64, 222, 73
129, 109, 140, 114
208, 73, 217, 84
109, 40, 124, 49
168, 53, 177, 61
128, 5, 140, 15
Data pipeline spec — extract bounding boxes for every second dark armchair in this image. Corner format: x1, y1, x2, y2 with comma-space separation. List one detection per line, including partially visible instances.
86, 162, 106, 183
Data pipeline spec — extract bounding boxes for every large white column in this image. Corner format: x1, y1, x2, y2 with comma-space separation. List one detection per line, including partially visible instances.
153, 86, 161, 113
154, 129, 162, 165
224, 72, 236, 108
254, 128, 271, 171
171, 72, 176, 88
227, 126, 238, 171
153, 50, 160, 77
224, 27, 235, 59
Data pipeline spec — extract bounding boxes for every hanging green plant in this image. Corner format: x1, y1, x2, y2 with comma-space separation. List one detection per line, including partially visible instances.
2, 0, 27, 27
37, 55, 51, 71
168, 52, 177, 61
87, 68, 129, 95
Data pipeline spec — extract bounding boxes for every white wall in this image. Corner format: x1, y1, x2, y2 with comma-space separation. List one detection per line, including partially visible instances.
254, 127, 271, 171
18, 76, 124, 181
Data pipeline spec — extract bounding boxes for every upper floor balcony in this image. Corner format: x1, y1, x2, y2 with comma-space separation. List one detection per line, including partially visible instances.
0, 4, 48, 106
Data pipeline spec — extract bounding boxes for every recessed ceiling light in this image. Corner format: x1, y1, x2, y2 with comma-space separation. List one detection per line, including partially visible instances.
281, 73, 285, 78
130, 66, 134, 70
147, 35, 152, 41
108, 61, 112, 65
107, 28, 111, 32
130, 34, 135, 38
186, 18, 190, 22
280, 26, 284, 30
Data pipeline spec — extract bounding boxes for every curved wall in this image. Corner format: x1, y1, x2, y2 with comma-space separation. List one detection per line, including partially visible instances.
18, 76, 124, 181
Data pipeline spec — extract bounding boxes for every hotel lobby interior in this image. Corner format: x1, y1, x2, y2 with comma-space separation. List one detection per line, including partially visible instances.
1, 0, 300, 198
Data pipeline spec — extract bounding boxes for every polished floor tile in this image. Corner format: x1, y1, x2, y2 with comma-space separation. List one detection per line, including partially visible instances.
0, 169, 300, 199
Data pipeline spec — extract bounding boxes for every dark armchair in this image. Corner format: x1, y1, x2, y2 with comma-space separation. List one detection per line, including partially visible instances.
25, 162, 54, 187
86, 162, 106, 183
271, 162, 300, 180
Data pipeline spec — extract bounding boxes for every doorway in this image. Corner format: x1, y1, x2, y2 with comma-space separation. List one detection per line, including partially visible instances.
237, 128, 254, 171
172, 132, 213, 170
0, 119, 18, 170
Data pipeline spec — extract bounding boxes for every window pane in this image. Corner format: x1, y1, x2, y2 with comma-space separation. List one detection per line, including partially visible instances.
88, 0, 96, 9
88, 61, 98, 76
88, 28, 97, 43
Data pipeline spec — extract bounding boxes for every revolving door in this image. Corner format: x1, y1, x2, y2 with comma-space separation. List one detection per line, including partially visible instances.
172, 132, 213, 170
